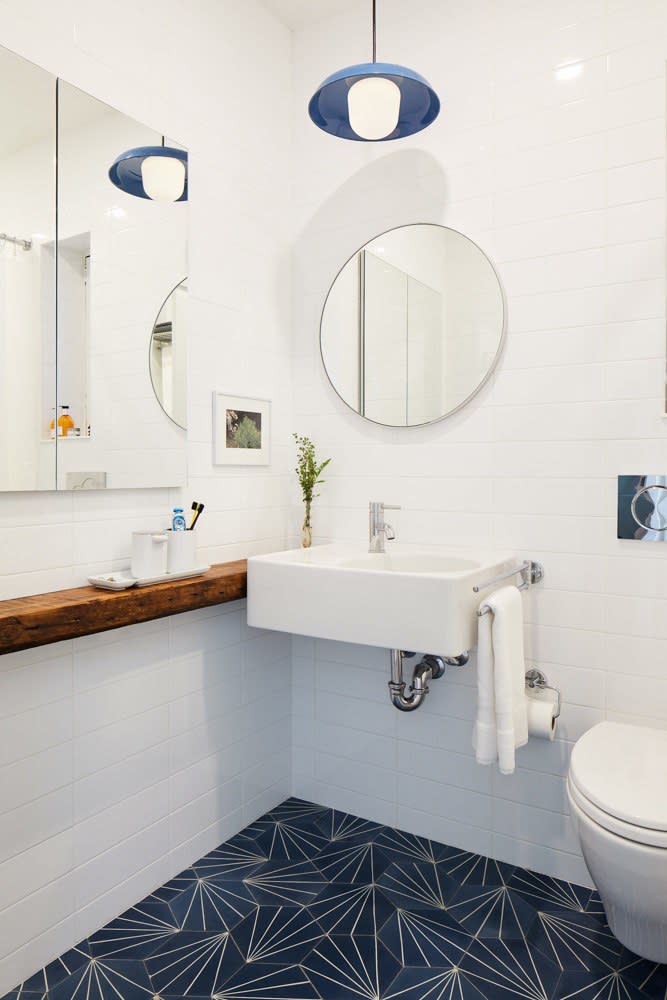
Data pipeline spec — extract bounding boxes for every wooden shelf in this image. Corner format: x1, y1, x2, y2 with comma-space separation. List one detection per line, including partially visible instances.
0, 561, 248, 655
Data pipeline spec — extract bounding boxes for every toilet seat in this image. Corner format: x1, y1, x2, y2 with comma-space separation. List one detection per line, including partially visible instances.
569, 721, 667, 849
568, 775, 667, 848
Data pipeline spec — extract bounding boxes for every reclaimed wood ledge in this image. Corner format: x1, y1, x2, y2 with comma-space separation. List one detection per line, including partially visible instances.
0, 560, 248, 655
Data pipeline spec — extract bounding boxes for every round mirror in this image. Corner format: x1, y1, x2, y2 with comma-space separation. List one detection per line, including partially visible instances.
150, 278, 188, 430
320, 224, 505, 427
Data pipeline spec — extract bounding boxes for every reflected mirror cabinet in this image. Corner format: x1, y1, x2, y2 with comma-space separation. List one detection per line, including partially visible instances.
0, 45, 188, 492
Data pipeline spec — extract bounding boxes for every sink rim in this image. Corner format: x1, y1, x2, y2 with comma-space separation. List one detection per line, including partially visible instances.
336, 553, 483, 576
249, 542, 516, 580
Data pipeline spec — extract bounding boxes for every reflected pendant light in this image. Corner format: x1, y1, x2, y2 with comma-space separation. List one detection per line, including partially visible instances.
308, 0, 440, 141
108, 137, 188, 202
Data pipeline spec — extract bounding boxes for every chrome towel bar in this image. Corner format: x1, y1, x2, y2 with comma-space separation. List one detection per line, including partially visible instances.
476, 560, 544, 617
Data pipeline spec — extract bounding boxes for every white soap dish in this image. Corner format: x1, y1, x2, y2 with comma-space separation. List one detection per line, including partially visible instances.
88, 566, 211, 591
133, 565, 211, 587
88, 572, 137, 591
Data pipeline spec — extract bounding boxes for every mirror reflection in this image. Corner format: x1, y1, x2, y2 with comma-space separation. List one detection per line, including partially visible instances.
0, 48, 56, 490
56, 80, 187, 490
150, 279, 188, 430
0, 43, 188, 492
320, 223, 505, 427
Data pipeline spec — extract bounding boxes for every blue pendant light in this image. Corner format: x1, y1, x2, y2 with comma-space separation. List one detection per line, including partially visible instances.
109, 137, 188, 202
309, 0, 440, 142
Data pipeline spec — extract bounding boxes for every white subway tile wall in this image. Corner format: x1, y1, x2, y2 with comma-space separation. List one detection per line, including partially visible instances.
0, 0, 293, 992
1, 0, 667, 990
0, 0, 294, 601
0, 603, 291, 993
289, 0, 667, 887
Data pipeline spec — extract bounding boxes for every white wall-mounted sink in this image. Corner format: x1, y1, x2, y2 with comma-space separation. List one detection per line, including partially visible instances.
247, 543, 516, 653
338, 552, 479, 574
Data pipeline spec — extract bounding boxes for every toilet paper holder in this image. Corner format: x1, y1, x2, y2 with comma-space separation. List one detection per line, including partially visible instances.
525, 668, 561, 719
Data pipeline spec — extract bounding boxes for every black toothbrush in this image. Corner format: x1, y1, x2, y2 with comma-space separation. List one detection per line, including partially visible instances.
189, 502, 204, 530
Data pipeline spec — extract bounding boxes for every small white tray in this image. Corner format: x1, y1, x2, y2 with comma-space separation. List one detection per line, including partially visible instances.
88, 565, 210, 591
88, 573, 137, 591
134, 564, 211, 587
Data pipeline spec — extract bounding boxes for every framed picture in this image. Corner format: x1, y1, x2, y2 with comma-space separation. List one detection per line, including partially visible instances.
213, 393, 271, 466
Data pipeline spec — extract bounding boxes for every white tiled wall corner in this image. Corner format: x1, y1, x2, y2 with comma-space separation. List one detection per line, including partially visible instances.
0, 0, 294, 991
0, 602, 291, 994
292, 640, 591, 887
289, 0, 667, 884
0, 0, 295, 601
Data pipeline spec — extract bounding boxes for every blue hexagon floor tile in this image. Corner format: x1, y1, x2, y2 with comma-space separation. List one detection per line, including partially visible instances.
378, 907, 472, 967
308, 881, 395, 935
145, 931, 243, 996
87, 900, 179, 960
169, 872, 258, 933
447, 883, 539, 940
232, 905, 323, 964
377, 859, 459, 910
49, 959, 153, 1000
3, 797, 666, 1000
303, 932, 401, 999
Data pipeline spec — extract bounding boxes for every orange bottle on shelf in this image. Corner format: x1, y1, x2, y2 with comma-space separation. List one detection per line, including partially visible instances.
57, 406, 75, 437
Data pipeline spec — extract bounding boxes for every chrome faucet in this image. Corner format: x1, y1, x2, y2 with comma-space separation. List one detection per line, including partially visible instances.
369, 501, 400, 553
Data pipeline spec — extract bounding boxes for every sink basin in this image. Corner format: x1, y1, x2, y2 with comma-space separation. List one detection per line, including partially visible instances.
338, 553, 479, 574
247, 543, 516, 653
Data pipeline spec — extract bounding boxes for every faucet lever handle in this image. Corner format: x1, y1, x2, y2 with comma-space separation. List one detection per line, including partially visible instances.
383, 505, 401, 511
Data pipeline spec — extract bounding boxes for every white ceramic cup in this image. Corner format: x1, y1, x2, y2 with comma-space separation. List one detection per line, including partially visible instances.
167, 530, 197, 574
131, 530, 168, 579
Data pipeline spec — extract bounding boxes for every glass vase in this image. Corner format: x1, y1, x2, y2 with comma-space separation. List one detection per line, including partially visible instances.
301, 510, 312, 548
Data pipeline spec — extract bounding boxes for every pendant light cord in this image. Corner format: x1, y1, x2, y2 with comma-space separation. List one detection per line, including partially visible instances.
372, 0, 377, 62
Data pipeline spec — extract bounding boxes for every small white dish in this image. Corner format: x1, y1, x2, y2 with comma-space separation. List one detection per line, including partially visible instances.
88, 565, 210, 591
88, 572, 137, 591
133, 564, 211, 587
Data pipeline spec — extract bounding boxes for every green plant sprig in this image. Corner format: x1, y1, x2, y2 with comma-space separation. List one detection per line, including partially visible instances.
293, 433, 331, 522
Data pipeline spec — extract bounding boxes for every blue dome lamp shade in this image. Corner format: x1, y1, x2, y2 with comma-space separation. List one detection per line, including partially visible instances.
108, 137, 188, 202
308, 0, 440, 141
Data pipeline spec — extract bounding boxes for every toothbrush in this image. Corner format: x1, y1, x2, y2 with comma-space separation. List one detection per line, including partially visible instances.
189, 502, 204, 530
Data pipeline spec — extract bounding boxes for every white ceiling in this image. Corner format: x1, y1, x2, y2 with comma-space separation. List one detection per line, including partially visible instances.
262, 0, 356, 30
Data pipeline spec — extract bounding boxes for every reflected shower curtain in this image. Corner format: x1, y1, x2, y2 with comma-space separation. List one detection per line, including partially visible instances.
0, 242, 44, 490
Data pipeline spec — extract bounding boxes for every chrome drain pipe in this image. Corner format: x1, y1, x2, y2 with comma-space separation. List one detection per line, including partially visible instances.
389, 649, 469, 712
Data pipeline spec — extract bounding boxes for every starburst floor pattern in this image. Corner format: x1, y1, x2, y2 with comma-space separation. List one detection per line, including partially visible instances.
4, 798, 667, 1000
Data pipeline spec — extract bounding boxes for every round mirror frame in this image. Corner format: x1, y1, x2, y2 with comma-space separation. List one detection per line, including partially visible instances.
319, 223, 507, 428
149, 276, 188, 431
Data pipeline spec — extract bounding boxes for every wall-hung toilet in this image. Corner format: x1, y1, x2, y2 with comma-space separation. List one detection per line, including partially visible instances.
567, 721, 667, 962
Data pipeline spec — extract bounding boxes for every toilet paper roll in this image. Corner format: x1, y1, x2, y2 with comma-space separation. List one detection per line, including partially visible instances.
527, 694, 557, 741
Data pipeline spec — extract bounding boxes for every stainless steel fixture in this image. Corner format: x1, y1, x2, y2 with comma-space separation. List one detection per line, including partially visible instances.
388, 649, 469, 712
617, 475, 667, 540
476, 560, 544, 616
0, 232, 31, 251
368, 501, 400, 553
525, 667, 561, 719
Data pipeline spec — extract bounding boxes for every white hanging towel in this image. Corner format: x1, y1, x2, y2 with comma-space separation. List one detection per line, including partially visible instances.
473, 585, 528, 775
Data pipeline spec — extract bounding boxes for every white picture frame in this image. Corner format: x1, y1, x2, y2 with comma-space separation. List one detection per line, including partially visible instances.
212, 393, 271, 466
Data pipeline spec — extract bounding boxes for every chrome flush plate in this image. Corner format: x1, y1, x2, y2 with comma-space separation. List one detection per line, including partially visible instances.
617, 475, 667, 540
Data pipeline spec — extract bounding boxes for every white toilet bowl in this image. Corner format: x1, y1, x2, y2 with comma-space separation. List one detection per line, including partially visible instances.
567, 721, 667, 963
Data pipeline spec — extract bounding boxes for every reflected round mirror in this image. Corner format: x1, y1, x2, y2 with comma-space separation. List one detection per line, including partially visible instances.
150, 278, 188, 430
320, 224, 505, 427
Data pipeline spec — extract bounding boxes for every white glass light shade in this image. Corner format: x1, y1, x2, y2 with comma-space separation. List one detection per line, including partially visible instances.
347, 76, 401, 140
141, 156, 186, 202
